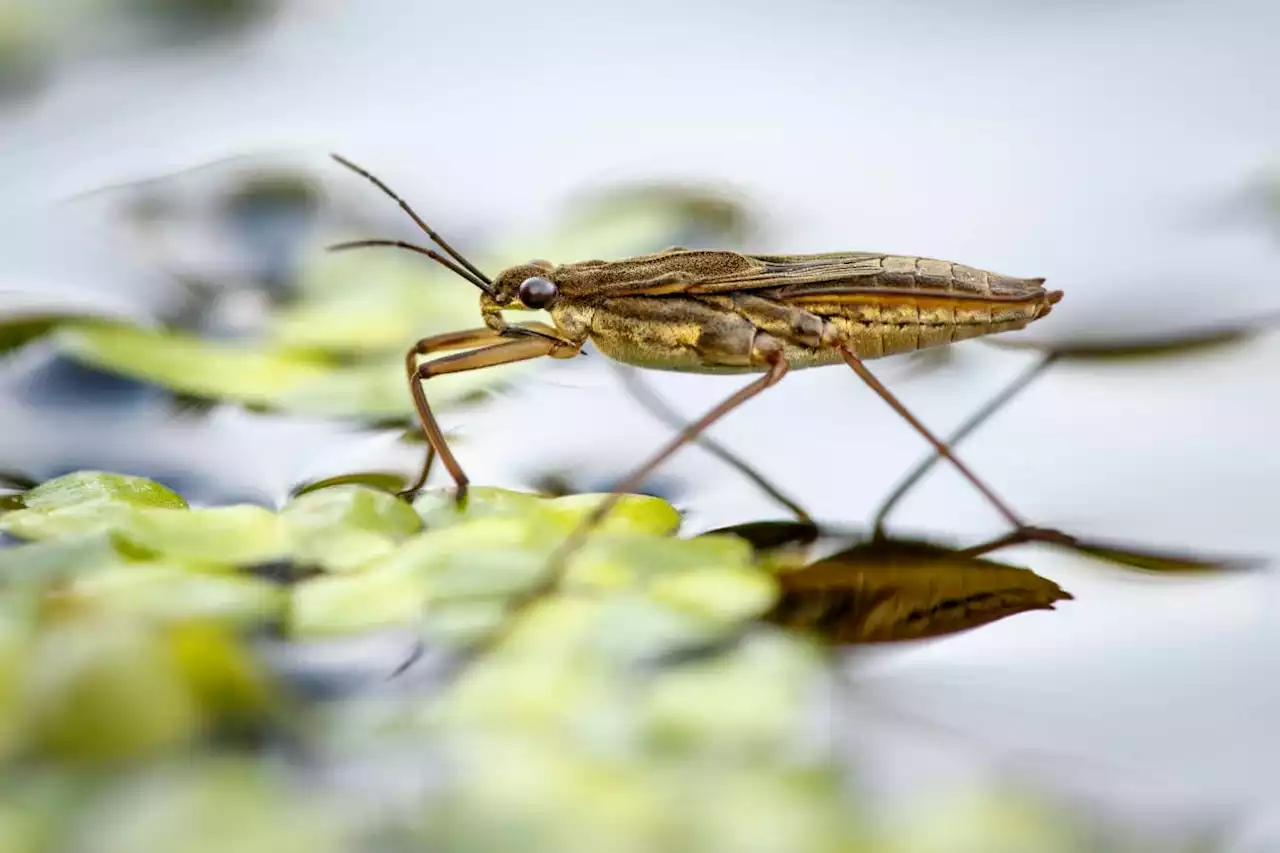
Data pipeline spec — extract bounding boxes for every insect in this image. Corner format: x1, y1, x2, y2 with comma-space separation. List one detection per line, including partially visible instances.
329, 154, 1062, 540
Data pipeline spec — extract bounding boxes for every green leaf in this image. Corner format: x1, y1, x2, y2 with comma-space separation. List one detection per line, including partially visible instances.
22, 471, 187, 512
271, 248, 489, 353
165, 623, 283, 736
271, 355, 517, 420
641, 634, 821, 757
71, 760, 348, 853
412, 487, 547, 530
541, 493, 682, 536
115, 506, 289, 566
419, 598, 511, 647
55, 321, 505, 421
646, 565, 778, 627
384, 522, 555, 600
57, 321, 333, 401
564, 533, 756, 591
290, 565, 430, 636
14, 617, 202, 765
0, 534, 126, 587
0, 471, 187, 542
68, 564, 288, 628
291, 512, 553, 637
289, 470, 408, 498
278, 181, 752, 355
415, 488, 681, 536
281, 485, 422, 572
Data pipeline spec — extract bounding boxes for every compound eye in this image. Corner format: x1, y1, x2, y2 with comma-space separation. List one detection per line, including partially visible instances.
518, 276, 558, 309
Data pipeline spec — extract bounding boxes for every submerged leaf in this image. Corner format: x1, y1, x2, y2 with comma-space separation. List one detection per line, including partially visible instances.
769, 539, 1071, 644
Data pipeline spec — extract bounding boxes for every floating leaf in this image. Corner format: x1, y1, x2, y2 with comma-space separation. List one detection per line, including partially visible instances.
57, 321, 331, 398
55, 321, 507, 421
290, 509, 559, 637
1, 471, 187, 542
279, 180, 752, 354
288, 470, 408, 498
115, 505, 289, 566
67, 564, 288, 628
481, 595, 743, 671
166, 623, 283, 737
566, 533, 756, 591
382, 519, 556, 600
0, 534, 125, 587
13, 617, 203, 765
290, 565, 430, 637
640, 633, 821, 756
418, 598, 511, 647
21, 471, 187, 512
271, 354, 516, 420
413, 487, 681, 537
271, 248, 487, 354
281, 485, 422, 572
69, 760, 348, 853
646, 565, 778, 627
413, 487, 548, 530
769, 539, 1071, 644
540, 493, 683, 537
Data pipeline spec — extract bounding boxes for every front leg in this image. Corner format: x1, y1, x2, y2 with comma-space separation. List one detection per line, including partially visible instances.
402, 324, 580, 500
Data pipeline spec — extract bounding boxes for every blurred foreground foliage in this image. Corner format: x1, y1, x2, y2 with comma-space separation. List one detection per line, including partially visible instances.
0, 470, 1200, 852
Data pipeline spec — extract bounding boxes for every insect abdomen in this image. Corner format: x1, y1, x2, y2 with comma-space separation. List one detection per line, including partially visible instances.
858, 256, 1043, 300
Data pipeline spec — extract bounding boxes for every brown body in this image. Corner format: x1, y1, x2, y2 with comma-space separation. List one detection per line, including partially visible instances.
486, 248, 1061, 374
328, 153, 1061, 545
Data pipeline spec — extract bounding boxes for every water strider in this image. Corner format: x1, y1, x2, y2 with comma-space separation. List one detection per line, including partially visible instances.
328, 153, 1064, 557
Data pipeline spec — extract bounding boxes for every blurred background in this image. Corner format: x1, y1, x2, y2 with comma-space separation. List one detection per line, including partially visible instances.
1, 0, 1279, 850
